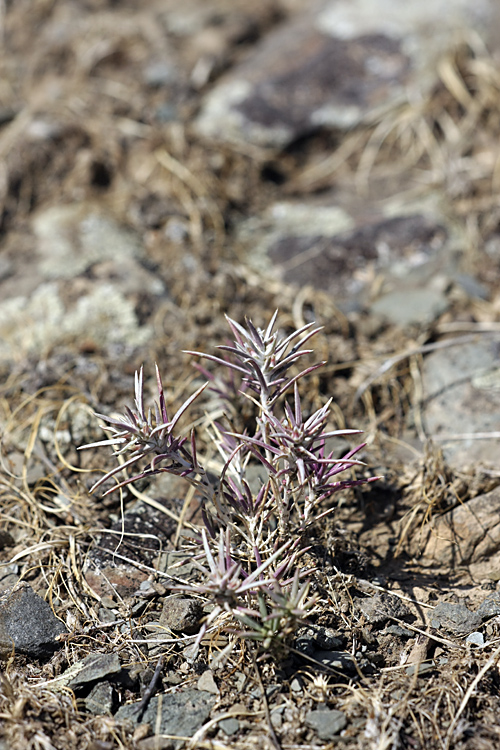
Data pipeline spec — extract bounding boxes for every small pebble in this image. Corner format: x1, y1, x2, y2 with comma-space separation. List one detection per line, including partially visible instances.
218, 717, 239, 736
466, 632, 485, 647
197, 670, 219, 695
306, 708, 347, 740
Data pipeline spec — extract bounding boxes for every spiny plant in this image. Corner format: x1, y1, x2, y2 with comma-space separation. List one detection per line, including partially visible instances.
80, 311, 380, 658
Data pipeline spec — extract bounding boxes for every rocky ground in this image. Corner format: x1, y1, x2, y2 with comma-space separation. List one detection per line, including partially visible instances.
2, 0, 500, 748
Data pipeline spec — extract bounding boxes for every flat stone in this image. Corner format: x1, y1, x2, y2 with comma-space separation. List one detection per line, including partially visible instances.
218, 717, 239, 736
357, 593, 411, 624
115, 690, 216, 749
416, 486, 500, 566
160, 597, 203, 635
421, 336, 500, 469
0, 281, 151, 362
370, 287, 448, 327
383, 624, 414, 638
197, 669, 219, 695
196, 0, 495, 148
295, 625, 343, 655
238, 194, 454, 314
0, 583, 67, 659
431, 602, 481, 635
465, 632, 485, 647
477, 592, 500, 619
33, 204, 143, 280
306, 708, 347, 740
66, 652, 122, 691
84, 681, 117, 715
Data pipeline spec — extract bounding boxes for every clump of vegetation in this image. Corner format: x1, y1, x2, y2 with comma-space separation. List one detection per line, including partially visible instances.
80, 312, 379, 659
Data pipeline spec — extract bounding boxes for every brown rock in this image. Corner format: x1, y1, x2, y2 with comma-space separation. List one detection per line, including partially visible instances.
159, 596, 203, 634
415, 486, 500, 565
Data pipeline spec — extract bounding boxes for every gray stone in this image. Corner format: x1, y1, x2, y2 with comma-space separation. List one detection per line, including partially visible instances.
358, 593, 411, 625
143, 60, 177, 88
465, 632, 485, 647
238, 194, 454, 315
67, 652, 121, 691
218, 717, 239, 736
158, 549, 199, 580
84, 681, 116, 715
370, 287, 448, 327
98, 608, 117, 624
0, 281, 152, 362
383, 624, 414, 638
421, 336, 500, 469
0, 583, 67, 659
431, 602, 481, 635
196, 0, 495, 148
270, 704, 286, 729
310, 651, 355, 674
477, 592, 500, 619
32, 204, 143, 280
115, 690, 216, 749
454, 274, 489, 300
295, 625, 343, 655
0, 566, 19, 593
160, 597, 203, 635
405, 661, 434, 677
306, 707, 347, 740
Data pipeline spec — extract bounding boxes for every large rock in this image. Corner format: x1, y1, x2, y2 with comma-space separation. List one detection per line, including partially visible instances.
415, 486, 500, 566
115, 690, 216, 748
0, 583, 67, 659
421, 336, 500, 468
238, 192, 457, 319
196, 0, 495, 147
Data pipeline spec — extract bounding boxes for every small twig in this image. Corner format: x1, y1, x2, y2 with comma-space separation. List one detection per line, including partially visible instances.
134, 656, 164, 722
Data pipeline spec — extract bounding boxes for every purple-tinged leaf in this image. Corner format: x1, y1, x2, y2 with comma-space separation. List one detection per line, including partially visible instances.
169, 381, 208, 432
263, 309, 279, 340
184, 351, 249, 377
271, 362, 326, 402
155, 363, 169, 423
245, 316, 265, 349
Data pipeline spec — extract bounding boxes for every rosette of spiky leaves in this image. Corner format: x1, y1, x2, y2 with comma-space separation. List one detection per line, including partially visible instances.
185, 310, 323, 407
79, 365, 208, 496
234, 570, 318, 657
174, 527, 302, 657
